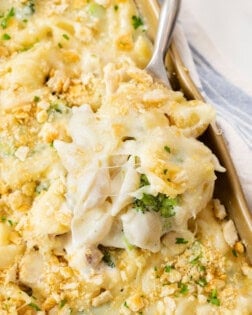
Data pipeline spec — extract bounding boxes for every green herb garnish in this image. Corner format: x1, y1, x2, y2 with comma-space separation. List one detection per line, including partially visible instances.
1, 216, 7, 222
102, 249, 115, 268
139, 174, 149, 187
132, 15, 144, 29
133, 193, 177, 218
124, 301, 129, 308
114, 5, 119, 11
196, 277, 207, 287
160, 196, 177, 217
207, 289, 220, 306
164, 265, 174, 272
1, 7, 15, 29
26, 0, 36, 14
134, 193, 157, 212
62, 33, 69, 40
58, 42, 63, 48
178, 282, 188, 295
7, 219, 13, 226
175, 238, 188, 244
59, 299, 67, 309
28, 303, 41, 311
33, 95, 40, 102
190, 254, 201, 265
48, 102, 69, 115
232, 249, 238, 257
133, 175, 178, 217
2, 33, 11, 40
164, 145, 171, 153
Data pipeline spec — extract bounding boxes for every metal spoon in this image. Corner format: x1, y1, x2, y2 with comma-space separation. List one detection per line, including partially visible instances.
146, 0, 181, 87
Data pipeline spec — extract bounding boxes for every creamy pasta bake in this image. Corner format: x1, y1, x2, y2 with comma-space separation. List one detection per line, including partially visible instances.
0, 0, 251, 314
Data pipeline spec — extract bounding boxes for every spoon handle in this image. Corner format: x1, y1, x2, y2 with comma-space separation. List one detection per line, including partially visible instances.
146, 0, 181, 86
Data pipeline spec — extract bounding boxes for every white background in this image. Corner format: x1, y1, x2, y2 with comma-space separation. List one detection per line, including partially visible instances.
180, 0, 252, 95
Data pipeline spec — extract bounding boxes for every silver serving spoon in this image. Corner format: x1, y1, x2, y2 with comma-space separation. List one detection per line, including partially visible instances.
146, 0, 181, 87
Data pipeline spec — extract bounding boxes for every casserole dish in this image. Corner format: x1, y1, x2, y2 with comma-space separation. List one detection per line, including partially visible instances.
0, 1, 252, 314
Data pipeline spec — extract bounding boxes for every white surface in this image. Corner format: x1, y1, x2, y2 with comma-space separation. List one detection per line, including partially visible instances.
180, 0, 252, 95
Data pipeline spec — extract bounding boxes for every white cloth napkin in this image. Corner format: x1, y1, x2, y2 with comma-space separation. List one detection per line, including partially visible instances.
167, 4, 252, 211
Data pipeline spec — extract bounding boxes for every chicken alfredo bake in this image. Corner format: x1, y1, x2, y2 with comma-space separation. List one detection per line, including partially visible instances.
0, 0, 251, 314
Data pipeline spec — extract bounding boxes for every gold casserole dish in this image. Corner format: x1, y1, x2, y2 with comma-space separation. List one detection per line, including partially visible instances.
137, 0, 252, 263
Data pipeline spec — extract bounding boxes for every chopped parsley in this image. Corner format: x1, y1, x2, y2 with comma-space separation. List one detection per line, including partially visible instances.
232, 249, 238, 257
164, 265, 174, 272
133, 174, 178, 218
1, 216, 7, 222
207, 289, 220, 306
178, 282, 188, 295
133, 193, 177, 218
159, 196, 177, 217
26, 0, 36, 14
1, 7, 15, 29
48, 102, 69, 115
28, 303, 41, 311
190, 254, 201, 265
59, 299, 67, 309
196, 277, 207, 287
101, 248, 115, 268
0, 216, 14, 226
58, 42, 63, 48
2, 33, 11, 40
132, 15, 144, 29
7, 219, 13, 226
175, 238, 188, 244
114, 4, 119, 11
62, 33, 70, 40
33, 95, 40, 102
124, 301, 129, 308
139, 173, 149, 187
164, 145, 171, 153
